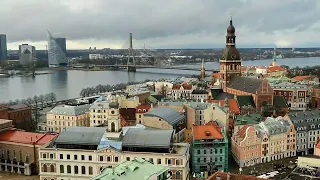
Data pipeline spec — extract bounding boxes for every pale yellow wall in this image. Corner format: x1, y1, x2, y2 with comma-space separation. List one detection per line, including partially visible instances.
142, 116, 173, 130
298, 156, 320, 168
46, 113, 89, 133
203, 105, 228, 127
39, 144, 190, 180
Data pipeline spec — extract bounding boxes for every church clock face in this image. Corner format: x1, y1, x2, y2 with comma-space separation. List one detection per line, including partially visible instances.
231, 54, 236, 59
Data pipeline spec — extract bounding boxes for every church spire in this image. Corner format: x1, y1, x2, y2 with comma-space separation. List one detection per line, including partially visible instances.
272, 47, 277, 67
200, 59, 206, 79
226, 11, 236, 46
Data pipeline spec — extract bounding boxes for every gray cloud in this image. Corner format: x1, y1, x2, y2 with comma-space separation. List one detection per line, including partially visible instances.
1, 0, 319, 48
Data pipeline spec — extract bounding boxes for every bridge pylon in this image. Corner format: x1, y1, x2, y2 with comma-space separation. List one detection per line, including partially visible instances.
127, 33, 136, 72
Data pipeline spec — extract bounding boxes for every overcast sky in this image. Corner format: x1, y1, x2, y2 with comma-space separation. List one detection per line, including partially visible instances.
1, 0, 320, 50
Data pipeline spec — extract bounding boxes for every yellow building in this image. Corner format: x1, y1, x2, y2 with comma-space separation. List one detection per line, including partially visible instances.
46, 104, 91, 132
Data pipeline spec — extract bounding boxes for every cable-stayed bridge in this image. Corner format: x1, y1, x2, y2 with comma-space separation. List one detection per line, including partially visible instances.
108, 33, 219, 73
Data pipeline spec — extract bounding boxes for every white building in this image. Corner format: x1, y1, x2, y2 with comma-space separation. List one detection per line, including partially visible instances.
19, 44, 33, 66
89, 54, 106, 60
39, 113, 190, 180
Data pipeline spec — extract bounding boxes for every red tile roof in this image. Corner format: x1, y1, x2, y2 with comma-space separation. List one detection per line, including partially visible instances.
267, 66, 286, 72
293, 75, 310, 81
211, 72, 221, 79
120, 115, 128, 127
237, 125, 250, 138
208, 172, 269, 180
136, 104, 151, 113
192, 121, 224, 140
172, 83, 192, 90
0, 129, 57, 145
207, 99, 240, 114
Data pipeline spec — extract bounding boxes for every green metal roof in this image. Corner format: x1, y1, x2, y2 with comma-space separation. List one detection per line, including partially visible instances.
91, 158, 167, 180
234, 113, 262, 126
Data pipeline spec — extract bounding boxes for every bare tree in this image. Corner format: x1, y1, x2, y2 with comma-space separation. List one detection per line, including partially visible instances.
47, 93, 57, 103
26, 97, 33, 106
38, 95, 45, 107
20, 99, 27, 105
80, 89, 86, 97
7, 100, 14, 106
33, 95, 39, 107
14, 99, 20, 105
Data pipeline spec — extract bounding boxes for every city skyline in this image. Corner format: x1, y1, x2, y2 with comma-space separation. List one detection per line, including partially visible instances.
1, 0, 320, 49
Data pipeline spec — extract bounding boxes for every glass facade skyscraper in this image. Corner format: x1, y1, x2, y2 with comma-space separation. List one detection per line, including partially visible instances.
0, 34, 7, 61
47, 31, 67, 67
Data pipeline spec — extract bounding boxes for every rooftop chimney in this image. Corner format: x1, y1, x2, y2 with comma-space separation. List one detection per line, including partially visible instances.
227, 173, 231, 180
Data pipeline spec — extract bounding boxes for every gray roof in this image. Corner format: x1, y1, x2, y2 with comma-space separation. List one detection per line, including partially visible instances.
215, 92, 234, 100
48, 104, 91, 116
122, 128, 173, 148
255, 117, 291, 136
9, 104, 29, 110
289, 110, 320, 131
54, 127, 106, 146
228, 76, 262, 94
144, 107, 185, 125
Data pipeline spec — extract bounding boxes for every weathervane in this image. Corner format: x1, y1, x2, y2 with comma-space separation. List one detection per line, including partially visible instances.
230, 10, 233, 20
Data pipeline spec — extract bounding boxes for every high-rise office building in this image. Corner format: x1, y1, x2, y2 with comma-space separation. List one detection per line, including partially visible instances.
47, 31, 67, 67
0, 34, 8, 61
19, 44, 33, 66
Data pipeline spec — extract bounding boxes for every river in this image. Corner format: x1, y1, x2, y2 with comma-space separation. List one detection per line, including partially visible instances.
0, 57, 318, 102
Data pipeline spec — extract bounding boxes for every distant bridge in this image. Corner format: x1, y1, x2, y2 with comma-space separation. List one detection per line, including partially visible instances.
92, 64, 219, 72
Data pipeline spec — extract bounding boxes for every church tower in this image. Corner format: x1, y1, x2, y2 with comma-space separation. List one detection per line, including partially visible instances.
107, 94, 121, 135
272, 47, 277, 67
219, 15, 242, 91
200, 59, 206, 79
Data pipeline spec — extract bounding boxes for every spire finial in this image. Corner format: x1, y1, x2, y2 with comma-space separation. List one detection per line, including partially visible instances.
229, 10, 233, 24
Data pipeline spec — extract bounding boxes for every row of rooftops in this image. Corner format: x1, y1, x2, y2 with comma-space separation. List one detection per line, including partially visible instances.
45, 125, 189, 155
289, 110, 320, 131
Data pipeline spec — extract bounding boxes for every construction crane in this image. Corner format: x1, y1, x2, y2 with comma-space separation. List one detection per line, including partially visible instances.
36, 45, 48, 54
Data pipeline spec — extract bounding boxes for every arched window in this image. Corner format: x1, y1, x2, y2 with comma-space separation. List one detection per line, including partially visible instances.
43, 164, 48, 172
50, 164, 54, 172
82, 166, 86, 174
74, 166, 79, 174
67, 165, 71, 174
89, 166, 93, 175
176, 171, 181, 180
60, 165, 64, 173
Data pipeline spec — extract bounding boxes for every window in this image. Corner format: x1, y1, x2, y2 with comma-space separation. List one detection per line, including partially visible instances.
204, 150, 206, 154
88, 155, 92, 161
81, 155, 85, 160
107, 157, 111, 161
204, 158, 206, 162
59, 154, 63, 159
67, 165, 71, 174
74, 155, 78, 160
115, 157, 118, 162
149, 158, 153, 164
67, 154, 70, 160
60, 165, 64, 173
167, 159, 171, 165
43, 164, 48, 172
157, 159, 161, 164
126, 157, 130, 161
220, 149, 223, 153
81, 166, 86, 174
50, 154, 54, 159
197, 158, 200, 163
74, 166, 78, 174
100, 156, 103, 161
220, 157, 223, 161
210, 149, 213, 154
26, 153, 29, 163
197, 150, 200, 154
50, 165, 54, 172
43, 154, 47, 159
19, 151, 22, 161
89, 166, 93, 175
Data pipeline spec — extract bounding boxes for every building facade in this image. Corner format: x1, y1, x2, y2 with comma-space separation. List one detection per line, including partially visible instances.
169, 83, 193, 100
46, 104, 90, 132
231, 125, 261, 168
192, 121, 228, 177
271, 82, 308, 111
0, 128, 57, 175
47, 31, 67, 67
0, 104, 33, 131
19, 44, 34, 66
288, 110, 320, 155
0, 34, 7, 61
39, 126, 190, 180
